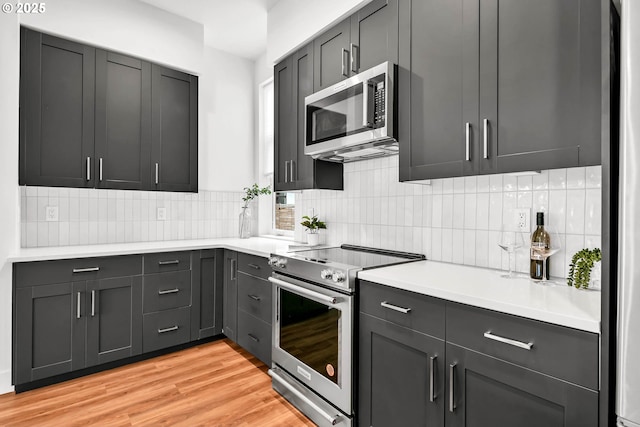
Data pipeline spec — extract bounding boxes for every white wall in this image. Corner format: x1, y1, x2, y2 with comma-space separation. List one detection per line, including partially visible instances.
267, 0, 369, 64
0, 11, 20, 395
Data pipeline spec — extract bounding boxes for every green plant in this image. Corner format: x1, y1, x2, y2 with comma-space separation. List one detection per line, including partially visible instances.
300, 215, 326, 234
242, 184, 271, 207
567, 248, 602, 289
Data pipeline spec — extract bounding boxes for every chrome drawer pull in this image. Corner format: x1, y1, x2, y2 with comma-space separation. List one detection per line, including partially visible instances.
248, 333, 259, 342
158, 326, 179, 334
380, 301, 411, 314
449, 363, 456, 413
73, 267, 100, 273
429, 356, 437, 402
484, 332, 533, 350
158, 260, 180, 265
76, 292, 81, 319
158, 288, 180, 295
247, 263, 261, 270
91, 290, 95, 317
248, 294, 261, 301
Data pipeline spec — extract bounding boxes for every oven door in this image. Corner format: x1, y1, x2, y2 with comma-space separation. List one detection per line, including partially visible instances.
269, 272, 353, 416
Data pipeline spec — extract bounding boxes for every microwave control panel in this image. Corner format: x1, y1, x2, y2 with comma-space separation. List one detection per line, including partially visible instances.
367, 74, 386, 129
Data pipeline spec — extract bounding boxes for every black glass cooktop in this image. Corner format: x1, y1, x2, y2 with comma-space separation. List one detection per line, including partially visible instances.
289, 244, 425, 269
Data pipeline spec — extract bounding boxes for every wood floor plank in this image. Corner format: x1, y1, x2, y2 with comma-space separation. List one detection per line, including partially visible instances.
0, 339, 315, 427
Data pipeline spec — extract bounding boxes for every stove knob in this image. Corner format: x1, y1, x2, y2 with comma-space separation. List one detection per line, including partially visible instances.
320, 269, 333, 280
332, 271, 346, 283
267, 256, 279, 267
276, 258, 287, 268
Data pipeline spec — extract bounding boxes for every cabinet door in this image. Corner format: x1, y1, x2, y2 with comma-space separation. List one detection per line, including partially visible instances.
398, 0, 476, 181
14, 282, 86, 385
223, 250, 238, 341
481, 0, 601, 173
274, 57, 296, 192
95, 50, 151, 190
350, 0, 399, 74
192, 249, 223, 340
20, 28, 95, 188
313, 18, 351, 91
86, 276, 142, 367
151, 65, 198, 192
359, 313, 445, 427
446, 343, 598, 427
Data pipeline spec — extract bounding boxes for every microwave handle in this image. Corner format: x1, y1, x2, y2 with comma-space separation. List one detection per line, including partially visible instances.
363, 80, 375, 128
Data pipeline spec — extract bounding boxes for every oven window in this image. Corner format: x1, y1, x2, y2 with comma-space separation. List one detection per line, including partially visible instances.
279, 289, 341, 385
307, 84, 364, 145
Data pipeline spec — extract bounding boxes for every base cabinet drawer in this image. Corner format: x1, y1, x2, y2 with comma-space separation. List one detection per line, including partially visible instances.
237, 273, 272, 324
143, 307, 191, 353
143, 270, 192, 313
237, 309, 271, 366
237, 253, 270, 280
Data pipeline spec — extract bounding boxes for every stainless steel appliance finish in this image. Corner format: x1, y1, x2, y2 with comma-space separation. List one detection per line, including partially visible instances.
269, 245, 424, 427
618, 2, 640, 426
304, 62, 397, 163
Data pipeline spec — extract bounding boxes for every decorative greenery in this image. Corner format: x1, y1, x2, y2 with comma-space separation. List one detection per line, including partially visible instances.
300, 215, 327, 234
567, 248, 602, 289
242, 184, 271, 208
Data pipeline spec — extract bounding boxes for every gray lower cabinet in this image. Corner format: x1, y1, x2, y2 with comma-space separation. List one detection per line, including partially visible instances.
223, 250, 238, 340
191, 249, 224, 340
358, 281, 600, 427
13, 255, 143, 386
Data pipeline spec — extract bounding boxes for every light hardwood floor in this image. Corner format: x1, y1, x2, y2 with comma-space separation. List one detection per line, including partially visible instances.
0, 339, 315, 427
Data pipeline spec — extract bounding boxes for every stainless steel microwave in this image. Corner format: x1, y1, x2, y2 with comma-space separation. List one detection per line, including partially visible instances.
304, 62, 397, 163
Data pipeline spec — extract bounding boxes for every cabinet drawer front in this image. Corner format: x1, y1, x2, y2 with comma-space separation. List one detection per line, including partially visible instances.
15, 255, 142, 288
359, 280, 445, 339
143, 270, 192, 313
144, 252, 191, 274
143, 307, 190, 353
237, 253, 270, 280
446, 302, 599, 390
237, 309, 272, 366
237, 273, 272, 324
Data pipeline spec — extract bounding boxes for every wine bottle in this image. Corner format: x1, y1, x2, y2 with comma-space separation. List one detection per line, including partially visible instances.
530, 212, 550, 280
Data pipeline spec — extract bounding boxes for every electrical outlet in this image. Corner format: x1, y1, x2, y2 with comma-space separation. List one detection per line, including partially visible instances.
514, 208, 530, 231
45, 206, 59, 222
157, 207, 167, 221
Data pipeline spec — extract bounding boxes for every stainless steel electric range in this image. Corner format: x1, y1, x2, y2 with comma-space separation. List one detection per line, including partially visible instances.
267, 244, 425, 427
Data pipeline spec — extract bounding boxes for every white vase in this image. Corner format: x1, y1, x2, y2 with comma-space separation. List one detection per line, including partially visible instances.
307, 233, 319, 246
239, 206, 251, 239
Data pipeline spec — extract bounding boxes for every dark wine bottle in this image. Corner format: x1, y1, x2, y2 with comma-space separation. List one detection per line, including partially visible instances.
530, 212, 550, 280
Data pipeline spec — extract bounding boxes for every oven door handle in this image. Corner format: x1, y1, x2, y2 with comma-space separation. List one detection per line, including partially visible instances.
269, 369, 341, 426
268, 276, 339, 305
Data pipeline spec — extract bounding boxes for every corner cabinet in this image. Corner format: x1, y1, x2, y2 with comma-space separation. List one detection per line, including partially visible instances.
398, 0, 604, 181
359, 281, 599, 427
19, 27, 198, 192
274, 44, 343, 192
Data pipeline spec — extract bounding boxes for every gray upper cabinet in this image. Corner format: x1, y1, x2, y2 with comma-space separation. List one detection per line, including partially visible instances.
20, 28, 198, 193
151, 65, 198, 193
399, 0, 603, 181
20, 28, 96, 188
313, 18, 351, 91
95, 50, 152, 190
274, 44, 343, 192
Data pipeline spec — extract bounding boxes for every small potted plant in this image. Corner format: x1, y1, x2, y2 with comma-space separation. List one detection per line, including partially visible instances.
300, 214, 326, 246
567, 248, 602, 290
239, 184, 271, 239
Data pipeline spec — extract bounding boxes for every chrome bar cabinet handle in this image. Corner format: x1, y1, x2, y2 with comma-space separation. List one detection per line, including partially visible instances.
155, 163, 159, 185
248, 294, 261, 301
341, 48, 349, 77
483, 118, 489, 159
465, 122, 471, 161
99, 158, 103, 182
380, 301, 411, 314
247, 263, 261, 270
158, 260, 180, 266
158, 325, 179, 334
429, 356, 437, 402
86, 157, 91, 181
158, 288, 180, 295
350, 43, 359, 72
73, 267, 100, 273
484, 332, 533, 350
284, 160, 289, 183
91, 290, 95, 317
449, 363, 456, 413
290, 160, 295, 182
76, 292, 81, 319
230, 258, 237, 280
248, 333, 259, 342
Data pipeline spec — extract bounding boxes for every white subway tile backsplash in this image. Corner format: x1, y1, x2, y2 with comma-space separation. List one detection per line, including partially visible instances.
532, 170, 549, 190
566, 189, 586, 234
585, 189, 602, 235
549, 169, 567, 190
567, 167, 586, 189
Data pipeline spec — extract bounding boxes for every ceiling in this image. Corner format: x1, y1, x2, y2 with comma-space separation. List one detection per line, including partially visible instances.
141, 0, 280, 60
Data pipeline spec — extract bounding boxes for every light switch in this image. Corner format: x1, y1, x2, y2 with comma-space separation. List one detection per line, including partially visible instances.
45, 206, 59, 222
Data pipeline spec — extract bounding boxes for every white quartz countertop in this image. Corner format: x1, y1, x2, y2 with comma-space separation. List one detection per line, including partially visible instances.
358, 261, 601, 334
8, 237, 294, 262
